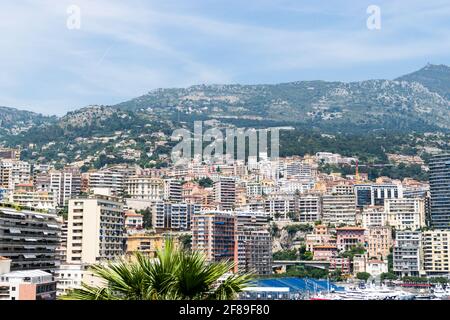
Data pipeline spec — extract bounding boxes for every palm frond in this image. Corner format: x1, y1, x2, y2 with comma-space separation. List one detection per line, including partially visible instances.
61, 238, 253, 300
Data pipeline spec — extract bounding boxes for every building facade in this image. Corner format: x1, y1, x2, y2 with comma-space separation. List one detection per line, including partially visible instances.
66, 195, 125, 264
192, 211, 236, 264
429, 154, 450, 229
393, 231, 423, 277
0, 205, 60, 272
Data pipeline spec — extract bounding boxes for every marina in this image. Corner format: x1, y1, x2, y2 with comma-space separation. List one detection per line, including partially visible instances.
240, 278, 450, 300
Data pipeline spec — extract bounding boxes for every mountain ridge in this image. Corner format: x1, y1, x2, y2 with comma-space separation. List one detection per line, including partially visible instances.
0, 64, 449, 133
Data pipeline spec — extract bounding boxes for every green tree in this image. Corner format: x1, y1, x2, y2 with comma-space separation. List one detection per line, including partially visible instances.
273, 249, 298, 261
340, 245, 366, 260
138, 208, 152, 229
179, 234, 192, 251
61, 240, 251, 300
198, 177, 213, 188
356, 272, 371, 282
329, 268, 344, 282
380, 272, 398, 282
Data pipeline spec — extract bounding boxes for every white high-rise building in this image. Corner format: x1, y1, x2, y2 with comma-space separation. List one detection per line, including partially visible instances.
322, 193, 357, 226
49, 168, 81, 207
298, 195, 321, 222
393, 231, 423, 277
66, 195, 125, 264
86, 164, 138, 196
164, 179, 182, 203
213, 177, 236, 211
385, 198, 425, 231
0, 160, 31, 190
152, 202, 200, 231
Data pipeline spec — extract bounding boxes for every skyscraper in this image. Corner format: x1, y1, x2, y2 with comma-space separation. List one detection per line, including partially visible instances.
66, 195, 125, 264
429, 154, 450, 229
192, 211, 236, 264
213, 177, 236, 211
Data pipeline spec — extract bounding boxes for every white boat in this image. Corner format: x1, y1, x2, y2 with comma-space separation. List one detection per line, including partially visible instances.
311, 284, 416, 300
431, 284, 450, 299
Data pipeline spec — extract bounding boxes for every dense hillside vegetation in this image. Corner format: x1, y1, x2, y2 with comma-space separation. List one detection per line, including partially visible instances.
0, 64, 448, 173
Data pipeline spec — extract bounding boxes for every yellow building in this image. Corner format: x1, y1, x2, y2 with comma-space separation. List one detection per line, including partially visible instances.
126, 233, 180, 257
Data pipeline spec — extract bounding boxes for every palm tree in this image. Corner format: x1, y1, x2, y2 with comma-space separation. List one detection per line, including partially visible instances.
60, 240, 252, 300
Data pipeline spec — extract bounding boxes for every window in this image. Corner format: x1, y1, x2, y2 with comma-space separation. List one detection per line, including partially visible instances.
11, 287, 16, 291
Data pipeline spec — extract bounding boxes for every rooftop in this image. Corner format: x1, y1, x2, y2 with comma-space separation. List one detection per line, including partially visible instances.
336, 227, 366, 231
1, 269, 52, 278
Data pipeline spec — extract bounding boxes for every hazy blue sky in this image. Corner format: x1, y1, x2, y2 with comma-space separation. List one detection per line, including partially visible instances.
1, 0, 449, 115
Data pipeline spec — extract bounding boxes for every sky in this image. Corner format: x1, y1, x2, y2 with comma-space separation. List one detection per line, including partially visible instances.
0, 0, 449, 116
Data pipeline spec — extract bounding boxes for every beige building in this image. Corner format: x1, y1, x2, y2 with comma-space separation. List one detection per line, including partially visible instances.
367, 226, 392, 259
125, 176, 164, 201
361, 206, 387, 228
0, 160, 31, 190
66, 195, 125, 264
385, 198, 425, 231
125, 233, 180, 257
422, 230, 450, 276
322, 193, 357, 226
10, 183, 57, 211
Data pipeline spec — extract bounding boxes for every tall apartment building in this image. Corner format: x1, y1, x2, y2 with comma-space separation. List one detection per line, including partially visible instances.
366, 226, 392, 259
429, 154, 450, 229
0, 204, 60, 272
163, 179, 182, 203
422, 230, 450, 276
213, 177, 236, 211
355, 184, 403, 208
393, 231, 423, 277
246, 182, 263, 198
235, 212, 272, 275
0, 160, 31, 190
361, 206, 387, 228
86, 166, 134, 196
49, 168, 81, 207
284, 162, 312, 179
10, 183, 57, 211
322, 193, 357, 226
125, 176, 164, 200
385, 198, 425, 231
236, 229, 271, 275
264, 194, 297, 219
152, 202, 200, 231
56, 219, 68, 263
298, 195, 321, 222
66, 195, 125, 264
192, 211, 236, 264
332, 184, 355, 195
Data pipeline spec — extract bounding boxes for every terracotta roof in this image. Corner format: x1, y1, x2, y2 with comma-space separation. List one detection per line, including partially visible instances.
313, 245, 337, 250
125, 212, 143, 217
368, 260, 385, 264
336, 227, 366, 231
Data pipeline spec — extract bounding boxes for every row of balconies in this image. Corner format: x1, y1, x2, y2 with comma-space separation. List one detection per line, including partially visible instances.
0, 220, 59, 231
0, 232, 59, 241
0, 225, 60, 236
